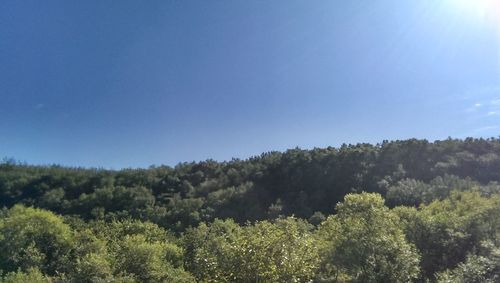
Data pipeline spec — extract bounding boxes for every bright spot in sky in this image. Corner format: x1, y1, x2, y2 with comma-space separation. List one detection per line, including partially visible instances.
450, 0, 500, 25
447, 0, 500, 79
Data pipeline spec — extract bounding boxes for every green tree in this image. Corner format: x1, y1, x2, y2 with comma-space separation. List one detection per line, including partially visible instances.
238, 217, 320, 282
316, 193, 420, 282
436, 241, 500, 283
396, 191, 500, 279
183, 219, 243, 282
183, 218, 320, 282
1, 268, 52, 283
0, 205, 74, 275
115, 234, 194, 283
65, 229, 115, 283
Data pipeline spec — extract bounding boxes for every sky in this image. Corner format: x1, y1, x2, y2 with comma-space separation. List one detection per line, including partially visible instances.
1, 0, 500, 168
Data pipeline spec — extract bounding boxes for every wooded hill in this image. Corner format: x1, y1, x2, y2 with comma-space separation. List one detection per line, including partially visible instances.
0, 137, 499, 282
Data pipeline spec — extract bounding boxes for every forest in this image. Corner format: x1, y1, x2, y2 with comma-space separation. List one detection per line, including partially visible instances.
0, 137, 499, 282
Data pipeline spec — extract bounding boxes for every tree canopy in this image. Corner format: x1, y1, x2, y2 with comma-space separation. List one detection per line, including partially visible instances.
1, 137, 499, 282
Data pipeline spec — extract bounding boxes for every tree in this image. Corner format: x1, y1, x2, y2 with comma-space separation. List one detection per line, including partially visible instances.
396, 191, 500, 279
435, 241, 500, 283
65, 229, 115, 283
115, 234, 194, 283
183, 219, 243, 282
316, 193, 420, 282
1, 268, 52, 283
183, 218, 320, 282
237, 217, 320, 282
0, 205, 74, 275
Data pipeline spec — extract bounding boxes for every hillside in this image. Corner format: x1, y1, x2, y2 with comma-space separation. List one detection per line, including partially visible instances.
0, 137, 499, 282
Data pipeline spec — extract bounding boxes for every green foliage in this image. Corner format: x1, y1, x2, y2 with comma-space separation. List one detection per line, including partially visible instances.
183, 219, 242, 282
89, 219, 177, 245
0, 205, 74, 275
2, 138, 500, 232
308, 211, 326, 226
386, 174, 498, 206
1, 138, 500, 282
71, 252, 114, 283
435, 241, 500, 283
75, 186, 155, 219
316, 193, 420, 282
396, 191, 500, 278
1, 268, 52, 283
238, 218, 320, 282
66, 229, 115, 283
115, 234, 194, 282
85, 220, 192, 282
184, 217, 319, 282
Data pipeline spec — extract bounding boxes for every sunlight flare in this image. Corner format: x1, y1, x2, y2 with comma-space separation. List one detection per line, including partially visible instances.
449, 0, 500, 78
450, 0, 500, 24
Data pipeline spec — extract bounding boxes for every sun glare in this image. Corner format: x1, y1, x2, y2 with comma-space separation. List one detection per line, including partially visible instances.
451, 0, 500, 25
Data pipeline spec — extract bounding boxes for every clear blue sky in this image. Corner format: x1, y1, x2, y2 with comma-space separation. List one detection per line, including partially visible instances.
1, 1, 499, 168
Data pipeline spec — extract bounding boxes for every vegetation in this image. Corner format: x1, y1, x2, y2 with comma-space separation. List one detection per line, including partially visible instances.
0, 137, 499, 282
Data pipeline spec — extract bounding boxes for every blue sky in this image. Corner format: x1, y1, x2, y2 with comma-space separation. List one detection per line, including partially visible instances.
1, 0, 500, 168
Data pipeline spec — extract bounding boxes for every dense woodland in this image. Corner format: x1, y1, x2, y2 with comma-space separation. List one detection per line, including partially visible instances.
1, 137, 499, 282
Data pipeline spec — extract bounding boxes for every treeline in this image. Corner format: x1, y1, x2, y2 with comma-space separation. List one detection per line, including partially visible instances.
0, 137, 500, 282
1, 138, 500, 231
